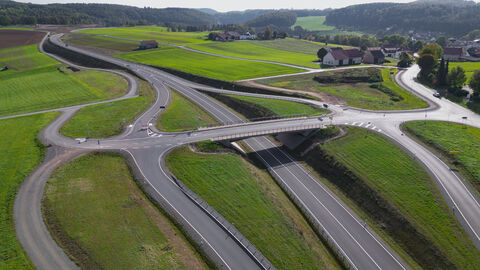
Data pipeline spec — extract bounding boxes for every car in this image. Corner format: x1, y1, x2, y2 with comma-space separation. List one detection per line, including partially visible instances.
323, 104, 329, 108
433, 92, 441, 98
160, 105, 166, 109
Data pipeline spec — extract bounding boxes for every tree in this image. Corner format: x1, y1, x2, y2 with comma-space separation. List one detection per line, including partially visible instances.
419, 43, 443, 59
447, 66, 467, 90
417, 54, 436, 78
264, 26, 272, 40
437, 58, 448, 86
317, 48, 328, 61
470, 70, 480, 95
436, 36, 447, 48
397, 52, 413, 68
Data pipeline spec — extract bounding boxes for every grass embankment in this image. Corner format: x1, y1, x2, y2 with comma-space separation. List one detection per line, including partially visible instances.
404, 121, 480, 193
450, 62, 480, 83
257, 68, 427, 110
208, 93, 327, 120
116, 47, 303, 81
0, 112, 60, 269
0, 44, 128, 116
78, 26, 210, 45
188, 42, 318, 68
159, 90, 218, 132
61, 80, 154, 138
302, 127, 480, 268
292, 16, 334, 31
43, 153, 205, 269
166, 145, 341, 270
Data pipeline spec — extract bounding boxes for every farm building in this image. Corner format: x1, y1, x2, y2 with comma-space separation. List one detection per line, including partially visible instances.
363, 48, 385, 64
139, 40, 158, 50
381, 47, 409, 59
322, 48, 363, 66
443, 47, 464, 61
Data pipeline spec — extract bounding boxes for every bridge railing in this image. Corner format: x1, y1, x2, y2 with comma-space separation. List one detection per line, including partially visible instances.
211, 124, 325, 142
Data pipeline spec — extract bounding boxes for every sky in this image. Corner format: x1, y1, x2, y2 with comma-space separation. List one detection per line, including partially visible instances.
16, 0, 417, 12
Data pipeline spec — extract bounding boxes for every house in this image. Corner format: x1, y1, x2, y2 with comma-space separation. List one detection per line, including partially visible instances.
363, 48, 385, 64
443, 47, 464, 61
322, 48, 363, 66
382, 47, 405, 59
226, 31, 241, 40
240, 32, 257, 40
139, 40, 158, 50
215, 33, 234, 42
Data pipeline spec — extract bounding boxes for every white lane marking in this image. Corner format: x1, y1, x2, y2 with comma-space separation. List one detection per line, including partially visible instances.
124, 150, 233, 270
352, 122, 358, 126
358, 122, 364, 127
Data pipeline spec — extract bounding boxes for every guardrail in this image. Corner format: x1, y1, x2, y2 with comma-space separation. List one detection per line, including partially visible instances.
211, 124, 326, 142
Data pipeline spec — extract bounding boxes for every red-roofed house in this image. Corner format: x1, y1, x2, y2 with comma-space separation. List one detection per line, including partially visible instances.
139, 40, 158, 50
444, 47, 464, 61
363, 48, 385, 64
322, 48, 363, 66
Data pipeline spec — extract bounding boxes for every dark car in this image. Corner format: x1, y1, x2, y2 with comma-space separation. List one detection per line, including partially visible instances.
433, 92, 441, 98
323, 104, 329, 108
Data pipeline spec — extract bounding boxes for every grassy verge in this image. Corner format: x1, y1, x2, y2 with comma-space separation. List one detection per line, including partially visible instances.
450, 62, 480, 83
299, 127, 480, 268
0, 112, 60, 269
43, 152, 206, 269
60, 79, 154, 138
63, 33, 139, 54
0, 44, 128, 116
166, 145, 341, 270
207, 93, 327, 120
115, 47, 304, 81
403, 121, 480, 193
257, 68, 427, 110
159, 89, 219, 132
188, 42, 318, 68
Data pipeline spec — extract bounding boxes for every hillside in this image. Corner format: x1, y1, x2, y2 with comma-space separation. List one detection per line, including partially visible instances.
325, 1, 480, 36
0, 0, 216, 26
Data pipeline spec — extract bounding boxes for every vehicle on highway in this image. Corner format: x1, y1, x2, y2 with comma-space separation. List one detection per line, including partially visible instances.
323, 104, 329, 108
433, 92, 441, 98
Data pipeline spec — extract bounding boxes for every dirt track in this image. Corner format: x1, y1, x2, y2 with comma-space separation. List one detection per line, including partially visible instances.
0, 30, 45, 49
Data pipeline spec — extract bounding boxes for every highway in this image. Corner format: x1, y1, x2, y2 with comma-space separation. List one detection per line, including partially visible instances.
11, 32, 480, 270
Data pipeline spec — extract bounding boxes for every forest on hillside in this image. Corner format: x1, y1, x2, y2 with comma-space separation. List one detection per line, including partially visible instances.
325, 1, 480, 36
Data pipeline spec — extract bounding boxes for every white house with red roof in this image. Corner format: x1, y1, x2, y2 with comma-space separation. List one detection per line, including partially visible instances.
322, 48, 363, 66
443, 47, 464, 61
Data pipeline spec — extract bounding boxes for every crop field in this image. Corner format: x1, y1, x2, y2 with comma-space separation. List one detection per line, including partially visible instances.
43, 153, 205, 269
0, 112, 59, 269
188, 41, 319, 68
116, 47, 303, 81
223, 94, 327, 116
319, 127, 480, 268
403, 121, 480, 192
292, 16, 335, 31
449, 62, 480, 82
78, 26, 210, 45
166, 146, 341, 270
0, 45, 128, 116
0, 30, 44, 49
61, 80, 154, 138
159, 90, 218, 131
256, 68, 428, 110
63, 33, 140, 53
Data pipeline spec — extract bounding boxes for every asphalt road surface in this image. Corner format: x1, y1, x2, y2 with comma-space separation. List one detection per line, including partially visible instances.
11, 32, 480, 270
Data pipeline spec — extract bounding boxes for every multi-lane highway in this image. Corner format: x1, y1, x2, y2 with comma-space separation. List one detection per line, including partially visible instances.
12, 32, 480, 270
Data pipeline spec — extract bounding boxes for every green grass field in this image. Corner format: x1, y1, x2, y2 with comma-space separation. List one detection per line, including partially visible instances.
116, 47, 303, 81
78, 26, 210, 45
159, 90, 219, 131
166, 146, 341, 270
449, 62, 480, 82
188, 42, 319, 68
63, 33, 140, 53
43, 153, 205, 269
61, 80, 154, 138
320, 127, 480, 268
257, 68, 428, 110
0, 112, 60, 269
224, 95, 327, 116
403, 121, 480, 193
0, 44, 128, 116
292, 16, 335, 31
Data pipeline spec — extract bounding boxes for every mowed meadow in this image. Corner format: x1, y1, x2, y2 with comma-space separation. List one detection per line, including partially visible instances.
0, 43, 128, 116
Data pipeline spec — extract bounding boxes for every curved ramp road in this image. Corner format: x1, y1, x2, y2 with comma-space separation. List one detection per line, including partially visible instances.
11, 32, 480, 270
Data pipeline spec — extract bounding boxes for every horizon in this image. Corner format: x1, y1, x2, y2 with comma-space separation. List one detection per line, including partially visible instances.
14, 0, 419, 12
